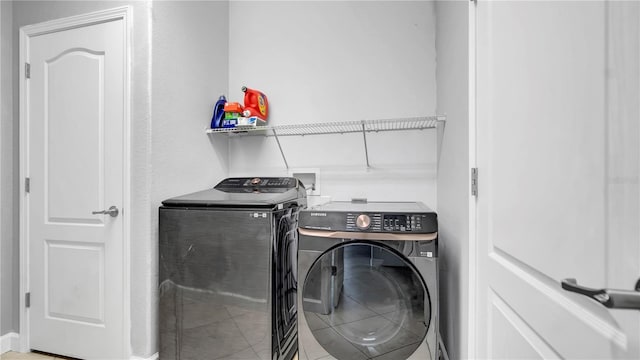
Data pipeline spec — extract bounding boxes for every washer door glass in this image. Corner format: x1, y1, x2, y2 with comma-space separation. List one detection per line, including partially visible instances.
302, 242, 429, 360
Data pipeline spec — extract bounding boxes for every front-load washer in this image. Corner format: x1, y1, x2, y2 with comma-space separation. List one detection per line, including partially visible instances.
297, 201, 438, 360
159, 177, 306, 360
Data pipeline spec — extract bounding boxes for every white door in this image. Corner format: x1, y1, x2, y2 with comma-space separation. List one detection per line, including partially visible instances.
476, 1, 640, 359
23, 14, 126, 359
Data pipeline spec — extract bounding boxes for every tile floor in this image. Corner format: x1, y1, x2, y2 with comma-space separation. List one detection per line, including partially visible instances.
0, 352, 298, 360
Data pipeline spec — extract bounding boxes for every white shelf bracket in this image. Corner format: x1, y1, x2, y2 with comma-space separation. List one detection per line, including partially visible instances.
361, 122, 371, 168
272, 128, 289, 169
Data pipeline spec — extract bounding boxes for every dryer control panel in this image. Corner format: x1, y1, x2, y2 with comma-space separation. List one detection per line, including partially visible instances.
345, 213, 432, 232
300, 201, 438, 233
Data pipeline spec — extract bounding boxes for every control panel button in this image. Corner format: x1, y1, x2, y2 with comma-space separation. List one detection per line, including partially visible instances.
356, 214, 371, 230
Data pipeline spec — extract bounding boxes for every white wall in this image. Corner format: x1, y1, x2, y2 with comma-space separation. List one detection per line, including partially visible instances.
435, 1, 470, 360
227, 1, 438, 207
151, 1, 229, 206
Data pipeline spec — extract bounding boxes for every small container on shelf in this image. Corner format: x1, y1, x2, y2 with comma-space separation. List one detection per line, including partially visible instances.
210, 95, 227, 129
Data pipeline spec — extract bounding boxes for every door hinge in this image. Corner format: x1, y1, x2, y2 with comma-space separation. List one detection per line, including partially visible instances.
25, 177, 30, 193
471, 168, 478, 196
25, 292, 30, 308
25, 63, 31, 79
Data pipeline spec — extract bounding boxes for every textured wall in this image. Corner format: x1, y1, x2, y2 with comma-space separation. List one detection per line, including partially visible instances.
0, 0, 14, 339
435, 1, 470, 359
149, 0, 230, 356
227, 1, 439, 208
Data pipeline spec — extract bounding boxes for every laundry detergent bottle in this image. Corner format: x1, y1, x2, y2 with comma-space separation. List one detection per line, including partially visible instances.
241, 86, 269, 121
210, 95, 227, 129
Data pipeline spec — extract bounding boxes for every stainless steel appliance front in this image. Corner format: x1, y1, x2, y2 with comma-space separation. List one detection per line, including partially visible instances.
159, 177, 305, 360
297, 201, 438, 360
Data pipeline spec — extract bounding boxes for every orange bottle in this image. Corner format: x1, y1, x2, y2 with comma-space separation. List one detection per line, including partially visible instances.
242, 86, 269, 121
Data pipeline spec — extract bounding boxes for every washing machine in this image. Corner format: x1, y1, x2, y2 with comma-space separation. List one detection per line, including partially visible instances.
297, 201, 438, 360
158, 177, 306, 360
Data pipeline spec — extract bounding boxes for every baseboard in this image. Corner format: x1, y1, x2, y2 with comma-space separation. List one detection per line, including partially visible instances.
1, 334, 158, 359
131, 352, 158, 360
0, 332, 19, 354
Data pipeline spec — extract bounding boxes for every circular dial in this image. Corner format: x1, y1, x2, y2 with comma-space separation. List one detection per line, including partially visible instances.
355, 214, 371, 230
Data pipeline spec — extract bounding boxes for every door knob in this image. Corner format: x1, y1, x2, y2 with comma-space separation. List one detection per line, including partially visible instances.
92, 206, 119, 217
561, 278, 640, 310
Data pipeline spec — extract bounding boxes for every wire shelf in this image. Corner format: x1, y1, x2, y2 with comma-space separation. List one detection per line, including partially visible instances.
205, 115, 445, 137
205, 115, 445, 169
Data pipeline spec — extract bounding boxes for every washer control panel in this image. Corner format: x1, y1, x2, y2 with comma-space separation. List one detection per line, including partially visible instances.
214, 177, 299, 193
216, 177, 297, 189
345, 213, 431, 232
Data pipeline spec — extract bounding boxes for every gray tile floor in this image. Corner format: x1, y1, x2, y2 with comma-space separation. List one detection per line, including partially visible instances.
0, 352, 299, 360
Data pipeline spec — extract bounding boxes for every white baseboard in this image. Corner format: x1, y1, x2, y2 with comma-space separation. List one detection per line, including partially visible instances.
2, 333, 158, 360
131, 352, 158, 360
0, 332, 19, 354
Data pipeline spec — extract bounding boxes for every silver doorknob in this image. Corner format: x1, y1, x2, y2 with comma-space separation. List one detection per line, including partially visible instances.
92, 206, 119, 218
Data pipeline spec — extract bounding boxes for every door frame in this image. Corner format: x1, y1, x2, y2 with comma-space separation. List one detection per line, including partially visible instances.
18, 6, 132, 356
0, 1, 4, 351
468, 0, 478, 357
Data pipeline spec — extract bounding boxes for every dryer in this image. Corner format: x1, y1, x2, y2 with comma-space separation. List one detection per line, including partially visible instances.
297, 201, 438, 360
159, 177, 306, 360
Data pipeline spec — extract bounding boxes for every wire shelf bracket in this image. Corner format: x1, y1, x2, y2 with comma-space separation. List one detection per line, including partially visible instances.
271, 128, 289, 169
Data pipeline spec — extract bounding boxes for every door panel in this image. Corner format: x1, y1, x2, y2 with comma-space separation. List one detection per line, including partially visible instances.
488, 252, 623, 357
45, 49, 104, 224
607, 2, 640, 357
26, 16, 125, 359
489, 291, 559, 360
479, 0, 606, 284
476, 1, 640, 359
46, 240, 104, 323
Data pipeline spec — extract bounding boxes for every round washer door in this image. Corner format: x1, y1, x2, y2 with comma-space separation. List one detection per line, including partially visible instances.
302, 242, 430, 359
